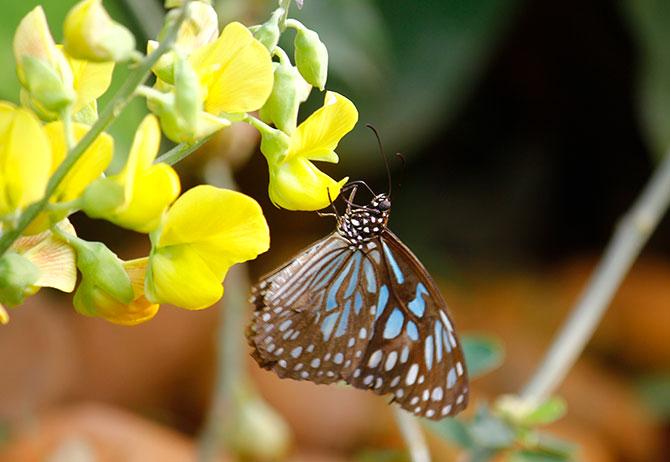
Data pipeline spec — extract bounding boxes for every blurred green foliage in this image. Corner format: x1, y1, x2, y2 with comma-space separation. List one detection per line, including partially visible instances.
462, 334, 505, 378
283, 0, 523, 171
624, 0, 670, 160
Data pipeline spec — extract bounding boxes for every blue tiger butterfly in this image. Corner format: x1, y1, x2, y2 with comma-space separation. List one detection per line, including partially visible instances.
247, 136, 468, 420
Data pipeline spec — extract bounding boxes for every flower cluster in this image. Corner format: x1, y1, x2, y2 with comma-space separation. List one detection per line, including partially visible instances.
0, 0, 357, 326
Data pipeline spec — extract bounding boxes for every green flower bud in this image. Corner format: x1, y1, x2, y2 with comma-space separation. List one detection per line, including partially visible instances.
80, 177, 126, 219
259, 126, 291, 164
294, 27, 328, 90
0, 252, 40, 307
68, 236, 134, 305
227, 387, 292, 460
260, 61, 311, 134
253, 9, 282, 51
174, 54, 201, 138
20, 56, 76, 115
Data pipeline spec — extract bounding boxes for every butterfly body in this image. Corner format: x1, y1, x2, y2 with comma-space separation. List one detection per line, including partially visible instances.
248, 189, 468, 419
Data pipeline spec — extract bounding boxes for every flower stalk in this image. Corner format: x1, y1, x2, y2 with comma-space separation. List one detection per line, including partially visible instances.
521, 152, 670, 403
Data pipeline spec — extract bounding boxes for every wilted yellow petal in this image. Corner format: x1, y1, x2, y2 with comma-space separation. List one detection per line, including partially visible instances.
288, 91, 357, 162
191, 22, 273, 114
13, 219, 77, 292
269, 157, 348, 211
0, 102, 51, 216
44, 121, 113, 202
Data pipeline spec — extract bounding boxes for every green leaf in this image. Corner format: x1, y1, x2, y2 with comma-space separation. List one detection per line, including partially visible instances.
462, 334, 504, 378
508, 449, 570, 462
354, 449, 409, 462
623, 0, 670, 159
424, 417, 474, 448
534, 432, 576, 458
522, 397, 567, 426
636, 372, 670, 418
469, 406, 516, 449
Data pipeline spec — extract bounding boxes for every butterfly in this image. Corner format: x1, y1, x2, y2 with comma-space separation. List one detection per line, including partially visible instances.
247, 181, 469, 420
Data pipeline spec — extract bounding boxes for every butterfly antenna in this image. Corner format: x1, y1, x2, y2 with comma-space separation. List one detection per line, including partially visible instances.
365, 123, 392, 197
395, 152, 405, 191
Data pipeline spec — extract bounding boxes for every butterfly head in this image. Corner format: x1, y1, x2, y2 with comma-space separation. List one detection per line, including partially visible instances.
338, 193, 391, 246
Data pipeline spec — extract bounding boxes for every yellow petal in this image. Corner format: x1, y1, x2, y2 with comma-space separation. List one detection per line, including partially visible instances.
158, 185, 270, 272
66, 51, 114, 113
0, 304, 8, 324
269, 157, 348, 211
0, 103, 51, 216
44, 121, 114, 202
191, 22, 273, 114
13, 219, 77, 293
288, 91, 358, 162
147, 244, 223, 310
108, 163, 181, 233
117, 114, 162, 201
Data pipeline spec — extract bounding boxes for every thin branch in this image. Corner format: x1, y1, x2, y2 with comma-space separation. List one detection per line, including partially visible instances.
521, 152, 670, 403
197, 161, 249, 462
393, 408, 431, 462
0, 1, 193, 256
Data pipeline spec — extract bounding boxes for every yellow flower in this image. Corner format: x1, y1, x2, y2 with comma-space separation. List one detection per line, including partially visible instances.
149, 1, 219, 84
266, 91, 357, 211
63, 0, 136, 63
13, 7, 75, 116
146, 185, 269, 310
74, 257, 158, 325
0, 102, 51, 218
190, 22, 274, 115
82, 115, 181, 233
65, 50, 115, 121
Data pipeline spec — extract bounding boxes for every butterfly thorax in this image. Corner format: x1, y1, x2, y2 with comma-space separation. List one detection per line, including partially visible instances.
337, 194, 391, 248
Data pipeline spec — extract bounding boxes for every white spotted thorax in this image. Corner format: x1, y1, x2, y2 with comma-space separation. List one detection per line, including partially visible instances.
337, 193, 391, 249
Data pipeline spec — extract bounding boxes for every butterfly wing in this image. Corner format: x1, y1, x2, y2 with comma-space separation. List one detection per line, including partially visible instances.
345, 230, 469, 419
248, 232, 380, 384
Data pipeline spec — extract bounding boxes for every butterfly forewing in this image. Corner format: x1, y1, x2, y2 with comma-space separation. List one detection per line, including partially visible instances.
248, 189, 469, 421
346, 231, 468, 418
249, 233, 379, 384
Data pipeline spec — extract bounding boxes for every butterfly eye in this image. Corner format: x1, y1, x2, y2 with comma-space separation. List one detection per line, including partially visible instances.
378, 198, 391, 211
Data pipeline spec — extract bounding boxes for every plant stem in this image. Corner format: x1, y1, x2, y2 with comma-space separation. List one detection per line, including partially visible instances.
197, 161, 249, 461
154, 134, 213, 166
393, 408, 431, 462
279, 0, 292, 30
521, 152, 670, 403
0, 1, 193, 257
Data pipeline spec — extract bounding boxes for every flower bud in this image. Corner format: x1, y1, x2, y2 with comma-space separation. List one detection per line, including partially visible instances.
294, 27, 328, 90
13, 7, 75, 115
151, 1, 219, 84
252, 8, 282, 51
64, 0, 136, 62
227, 387, 292, 460
0, 252, 40, 307
260, 61, 311, 134
69, 237, 135, 305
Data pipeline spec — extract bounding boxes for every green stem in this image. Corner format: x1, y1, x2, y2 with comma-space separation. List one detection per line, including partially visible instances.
0, 1, 193, 257
154, 134, 213, 166
393, 408, 431, 462
521, 152, 670, 403
61, 106, 75, 150
197, 161, 250, 461
279, 0, 292, 30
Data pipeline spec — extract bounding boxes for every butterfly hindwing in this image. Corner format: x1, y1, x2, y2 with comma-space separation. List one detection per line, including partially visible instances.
249, 233, 379, 384
346, 231, 469, 419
